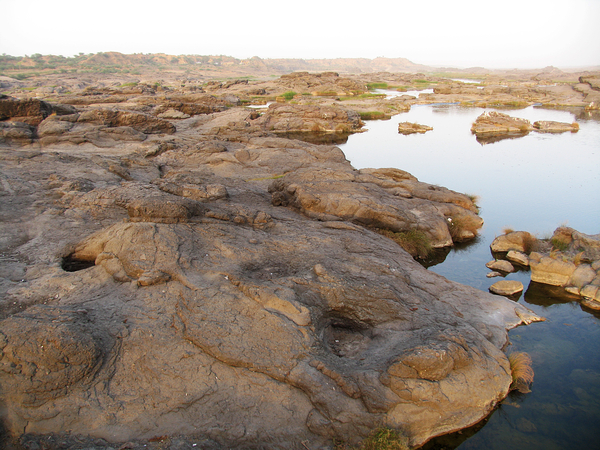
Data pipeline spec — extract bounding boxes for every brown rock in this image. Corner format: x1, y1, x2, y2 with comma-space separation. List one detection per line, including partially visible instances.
533, 120, 579, 133
486, 260, 515, 273
489, 280, 524, 296
258, 103, 363, 134
0, 96, 53, 125
77, 109, 176, 134
530, 256, 577, 286
506, 250, 530, 266
471, 111, 533, 140
398, 122, 433, 135
490, 231, 537, 253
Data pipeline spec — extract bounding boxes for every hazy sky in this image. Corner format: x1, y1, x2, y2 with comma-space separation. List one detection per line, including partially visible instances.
2, 0, 599, 69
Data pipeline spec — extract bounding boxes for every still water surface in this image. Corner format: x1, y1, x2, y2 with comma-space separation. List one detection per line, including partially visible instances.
338, 103, 600, 449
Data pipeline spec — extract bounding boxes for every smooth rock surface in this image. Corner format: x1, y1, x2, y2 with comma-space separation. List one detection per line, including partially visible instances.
486, 260, 515, 273
0, 83, 543, 449
490, 280, 524, 296
506, 250, 530, 266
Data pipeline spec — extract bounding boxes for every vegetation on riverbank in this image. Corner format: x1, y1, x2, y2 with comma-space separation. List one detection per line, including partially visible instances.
335, 428, 409, 450
508, 352, 535, 394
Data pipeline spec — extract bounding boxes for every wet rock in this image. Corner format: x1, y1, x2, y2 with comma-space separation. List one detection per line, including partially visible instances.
486, 260, 515, 273
506, 250, 530, 266
490, 280, 524, 296
487, 271, 504, 278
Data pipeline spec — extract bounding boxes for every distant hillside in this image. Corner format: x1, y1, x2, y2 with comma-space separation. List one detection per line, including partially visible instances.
0, 52, 594, 82
0, 52, 434, 77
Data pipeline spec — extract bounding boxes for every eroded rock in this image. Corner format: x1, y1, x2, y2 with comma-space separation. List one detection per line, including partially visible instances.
398, 122, 433, 135
0, 90, 543, 449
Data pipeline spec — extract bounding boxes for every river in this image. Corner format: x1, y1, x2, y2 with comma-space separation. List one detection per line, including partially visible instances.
338, 102, 600, 449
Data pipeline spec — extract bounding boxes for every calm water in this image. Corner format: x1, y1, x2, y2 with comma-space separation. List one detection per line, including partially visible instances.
339, 103, 600, 449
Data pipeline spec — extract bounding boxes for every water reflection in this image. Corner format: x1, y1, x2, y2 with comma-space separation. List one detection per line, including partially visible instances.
338, 103, 600, 449
475, 132, 530, 145
273, 131, 351, 145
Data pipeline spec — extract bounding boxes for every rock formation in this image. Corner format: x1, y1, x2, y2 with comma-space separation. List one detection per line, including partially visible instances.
533, 120, 579, 133
470, 111, 533, 143
0, 79, 544, 450
397, 122, 433, 135
489, 228, 600, 309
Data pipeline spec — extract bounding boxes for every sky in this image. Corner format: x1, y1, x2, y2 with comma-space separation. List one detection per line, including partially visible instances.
1, 0, 599, 69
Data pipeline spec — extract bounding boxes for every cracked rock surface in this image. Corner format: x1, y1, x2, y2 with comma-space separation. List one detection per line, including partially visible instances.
0, 96, 543, 449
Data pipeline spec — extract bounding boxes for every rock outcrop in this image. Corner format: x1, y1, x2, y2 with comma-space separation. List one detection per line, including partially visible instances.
397, 122, 433, 135
533, 120, 579, 133
269, 166, 483, 250
489, 227, 600, 309
0, 90, 543, 449
276, 72, 367, 96
257, 103, 364, 134
471, 111, 533, 143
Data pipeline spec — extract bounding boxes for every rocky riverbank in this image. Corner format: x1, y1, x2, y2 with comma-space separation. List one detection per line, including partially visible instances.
0, 72, 548, 450
487, 228, 600, 309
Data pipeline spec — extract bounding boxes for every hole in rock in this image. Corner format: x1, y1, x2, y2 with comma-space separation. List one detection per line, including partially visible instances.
61, 255, 95, 272
323, 316, 372, 359
241, 261, 296, 281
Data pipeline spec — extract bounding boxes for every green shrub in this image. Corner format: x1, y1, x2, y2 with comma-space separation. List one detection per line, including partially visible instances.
359, 111, 390, 120
367, 82, 388, 90
551, 237, 569, 252
336, 428, 409, 450
281, 91, 297, 100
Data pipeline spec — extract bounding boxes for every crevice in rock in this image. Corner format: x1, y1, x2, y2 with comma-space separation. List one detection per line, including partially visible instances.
61, 254, 95, 272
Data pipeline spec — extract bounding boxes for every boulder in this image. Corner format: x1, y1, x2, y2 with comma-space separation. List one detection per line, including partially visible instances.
490, 231, 537, 254
530, 255, 577, 286
506, 250, 529, 266
486, 260, 515, 273
277, 71, 367, 96
490, 280, 524, 297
